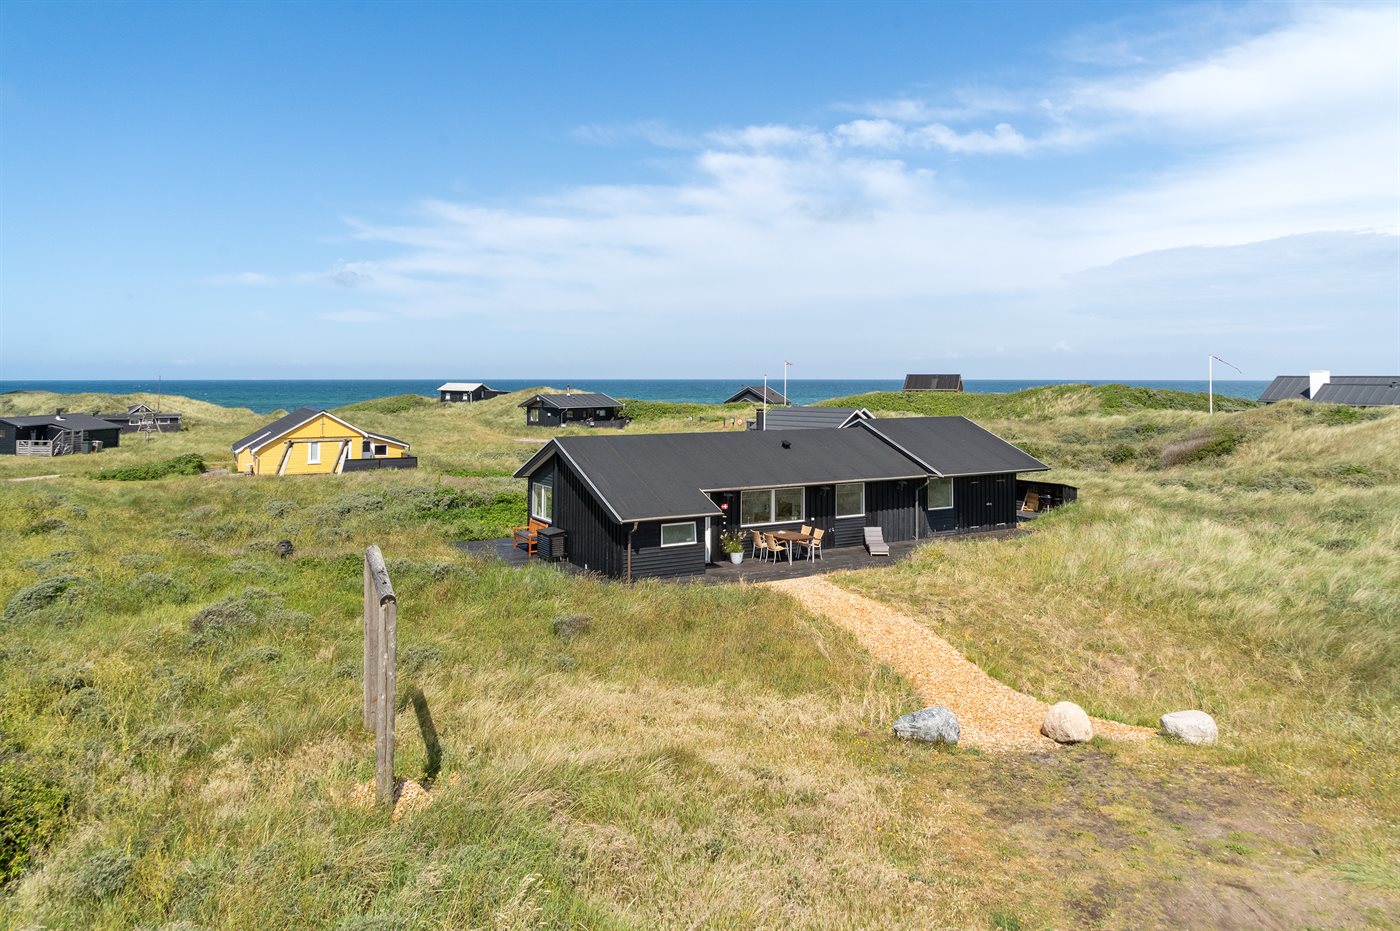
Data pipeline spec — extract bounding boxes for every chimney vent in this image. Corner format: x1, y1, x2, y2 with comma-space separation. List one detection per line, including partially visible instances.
781, 440, 792, 449
1308, 370, 1331, 398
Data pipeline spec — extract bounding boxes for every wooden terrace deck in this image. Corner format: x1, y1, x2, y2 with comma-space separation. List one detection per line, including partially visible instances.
454, 526, 1026, 585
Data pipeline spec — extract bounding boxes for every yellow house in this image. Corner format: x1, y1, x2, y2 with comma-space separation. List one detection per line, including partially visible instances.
231, 407, 415, 476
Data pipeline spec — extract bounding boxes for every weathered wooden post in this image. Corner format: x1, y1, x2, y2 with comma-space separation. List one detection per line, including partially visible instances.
363, 545, 397, 806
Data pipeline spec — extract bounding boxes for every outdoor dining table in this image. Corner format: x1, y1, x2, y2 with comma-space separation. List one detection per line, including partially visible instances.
767, 530, 814, 564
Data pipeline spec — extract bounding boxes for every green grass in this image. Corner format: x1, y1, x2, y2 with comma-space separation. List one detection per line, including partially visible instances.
0, 386, 1396, 928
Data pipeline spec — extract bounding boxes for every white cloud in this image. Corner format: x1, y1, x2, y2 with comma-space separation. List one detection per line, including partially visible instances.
215, 3, 1398, 375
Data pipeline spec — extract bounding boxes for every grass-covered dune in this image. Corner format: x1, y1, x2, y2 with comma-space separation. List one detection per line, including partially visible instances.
0, 386, 1397, 928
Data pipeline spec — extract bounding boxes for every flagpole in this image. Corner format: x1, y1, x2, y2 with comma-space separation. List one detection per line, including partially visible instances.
762, 374, 768, 431
1208, 354, 1242, 415
783, 361, 791, 408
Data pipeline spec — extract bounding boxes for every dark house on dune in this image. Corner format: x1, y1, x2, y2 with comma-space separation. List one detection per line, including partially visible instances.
903, 373, 964, 392
437, 382, 504, 403
519, 392, 625, 428
1259, 371, 1399, 407
752, 406, 873, 430
513, 416, 1048, 580
95, 403, 183, 433
723, 385, 789, 406
0, 412, 122, 456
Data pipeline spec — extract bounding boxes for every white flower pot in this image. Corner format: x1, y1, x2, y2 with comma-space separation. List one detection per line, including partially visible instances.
729, 552, 744, 564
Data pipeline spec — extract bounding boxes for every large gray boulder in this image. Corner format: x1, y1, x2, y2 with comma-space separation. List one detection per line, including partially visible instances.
893, 706, 960, 745
1041, 701, 1093, 743
1160, 710, 1218, 745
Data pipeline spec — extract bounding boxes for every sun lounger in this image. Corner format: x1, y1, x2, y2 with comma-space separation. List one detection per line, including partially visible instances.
864, 526, 889, 556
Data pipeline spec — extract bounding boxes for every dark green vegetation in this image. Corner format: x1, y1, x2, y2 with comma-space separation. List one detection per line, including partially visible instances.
0, 387, 1396, 928
94, 453, 206, 482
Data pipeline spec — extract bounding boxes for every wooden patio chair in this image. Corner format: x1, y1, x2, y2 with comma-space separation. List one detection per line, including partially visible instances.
766, 533, 787, 563
802, 527, 825, 561
1021, 491, 1040, 513
800, 524, 813, 536
751, 530, 767, 559
512, 518, 546, 555
863, 526, 890, 556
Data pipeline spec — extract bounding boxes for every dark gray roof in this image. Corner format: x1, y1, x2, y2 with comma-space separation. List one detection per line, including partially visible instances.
724, 385, 787, 405
1312, 379, 1400, 406
518, 392, 621, 410
761, 407, 872, 430
516, 427, 934, 522
1259, 374, 1400, 405
230, 407, 321, 452
855, 416, 1049, 477
516, 416, 1046, 521
903, 373, 963, 391
1258, 375, 1311, 402
0, 413, 123, 431
96, 407, 182, 419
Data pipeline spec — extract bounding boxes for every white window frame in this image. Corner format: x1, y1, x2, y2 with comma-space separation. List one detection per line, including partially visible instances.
835, 482, 865, 519
738, 486, 807, 527
530, 482, 553, 522
306, 441, 321, 465
927, 477, 954, 510
660, 521, 697, 547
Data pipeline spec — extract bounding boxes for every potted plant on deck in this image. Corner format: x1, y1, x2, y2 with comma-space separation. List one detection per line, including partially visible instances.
721, 530, 746, 565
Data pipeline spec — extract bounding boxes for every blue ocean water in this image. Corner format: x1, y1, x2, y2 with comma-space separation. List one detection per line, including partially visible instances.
0, 378, 1272, 415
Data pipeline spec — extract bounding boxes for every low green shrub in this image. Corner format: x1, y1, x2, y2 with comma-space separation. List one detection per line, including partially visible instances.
1105, 443, 1137, 464
95, 453, 206, 481
4, 575, 82, 621
0, 763, 69, 887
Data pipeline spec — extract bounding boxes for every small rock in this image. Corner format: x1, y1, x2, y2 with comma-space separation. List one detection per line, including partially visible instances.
1160, 710, 1218, 745
551, 614, 591, 640
893, 706, 959, 745
1041, 701, 1093, 743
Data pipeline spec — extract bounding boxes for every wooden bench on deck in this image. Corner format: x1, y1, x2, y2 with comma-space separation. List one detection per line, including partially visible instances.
512, 518, 547, 555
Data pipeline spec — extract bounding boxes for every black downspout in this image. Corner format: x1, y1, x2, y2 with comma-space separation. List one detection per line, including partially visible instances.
627, 522, 638, 581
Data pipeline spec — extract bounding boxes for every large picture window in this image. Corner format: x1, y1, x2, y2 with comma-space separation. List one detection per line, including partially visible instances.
660, 521, 697, 547
835, 482, 865, 518
531, 483, 553, 521
928, 477, 953, 510
739, 487, 806, 526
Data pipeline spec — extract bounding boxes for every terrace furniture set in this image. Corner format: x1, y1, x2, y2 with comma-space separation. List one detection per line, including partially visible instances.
751, 527, 825, 564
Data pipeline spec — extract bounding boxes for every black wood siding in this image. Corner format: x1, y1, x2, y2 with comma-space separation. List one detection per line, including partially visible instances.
552, 456, 628, 577
629, 520, 707, 580
0, 424, 14, 455
952, 473, 1018, 530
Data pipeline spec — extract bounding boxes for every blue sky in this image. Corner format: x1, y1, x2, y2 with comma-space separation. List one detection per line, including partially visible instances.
1, 0, 1396, 379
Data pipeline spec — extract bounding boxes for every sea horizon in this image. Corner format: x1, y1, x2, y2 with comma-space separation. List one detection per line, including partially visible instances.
0, 377, 1273, 414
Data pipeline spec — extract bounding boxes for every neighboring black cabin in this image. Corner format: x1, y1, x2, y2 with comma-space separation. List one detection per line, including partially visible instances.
903, 373, 964, 392
0, 413, 122, 456
514, 416, 1049, 581
723, 385, 788, 406
438, 382, 504, 403
519, 392, 625, 427
95, 403, 183, 433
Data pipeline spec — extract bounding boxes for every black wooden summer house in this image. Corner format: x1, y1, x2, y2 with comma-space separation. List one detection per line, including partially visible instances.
514, 416, 1048, 580
0, 413, 122, 456
519, 391, 625, 427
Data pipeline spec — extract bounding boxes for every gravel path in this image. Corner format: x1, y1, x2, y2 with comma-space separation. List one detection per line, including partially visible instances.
766, 576, 1153, 752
